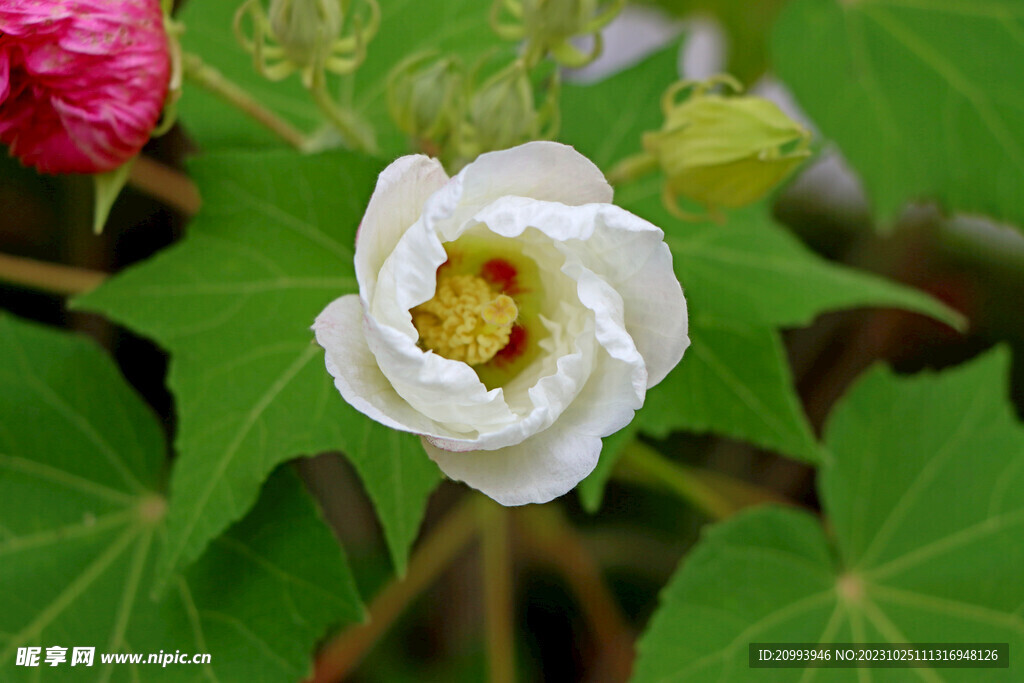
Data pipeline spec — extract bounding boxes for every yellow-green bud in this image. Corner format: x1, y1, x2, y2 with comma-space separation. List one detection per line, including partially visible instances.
388, 53, 465, 143
643, 76, 812, 216
268, 0, 342, 69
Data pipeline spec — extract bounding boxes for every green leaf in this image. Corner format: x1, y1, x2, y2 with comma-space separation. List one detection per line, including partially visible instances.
632, 349, 1024, 681
560, 42, 679, 169
667, 205, 964, 330
642, 319, 818, 459
579, 319, 818, 512
0, 313, 363, 682
74, 149, 440, 585
619, 189, 964, 330
774, 0, 1024, 228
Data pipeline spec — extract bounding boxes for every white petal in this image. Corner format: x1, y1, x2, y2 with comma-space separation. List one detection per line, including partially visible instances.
312, 295, 444, 435
418, 142, 614, 243
472, 196, 688, 387
423, 425, 602, 506
458, 141, 613, 207
556, 351, 646, 439
569, 266, 648, 397
363, 311, 517, 433
469, 196, 657, 248
355, 155, 448, 300
424, 301, 597, 452
615, 243, 689, 387
370, 214, 448, 331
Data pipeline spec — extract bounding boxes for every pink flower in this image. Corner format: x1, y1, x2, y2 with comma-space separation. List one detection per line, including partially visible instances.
0, 0, 171, 174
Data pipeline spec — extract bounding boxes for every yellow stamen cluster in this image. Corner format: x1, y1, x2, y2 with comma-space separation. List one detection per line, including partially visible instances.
411, 273, 518, 365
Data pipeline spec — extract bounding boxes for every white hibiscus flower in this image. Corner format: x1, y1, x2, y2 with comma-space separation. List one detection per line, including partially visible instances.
314, 141, 688, 505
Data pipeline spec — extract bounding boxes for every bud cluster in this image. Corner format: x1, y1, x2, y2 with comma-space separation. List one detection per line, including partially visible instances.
387, 55, 558, 168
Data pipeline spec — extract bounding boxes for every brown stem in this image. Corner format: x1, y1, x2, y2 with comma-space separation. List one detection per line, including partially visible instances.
182, 53, 308, 150
479, 497, 516, 683
0, 252, 107, 296
310, 495, 480, 682
128, 157, 201, 216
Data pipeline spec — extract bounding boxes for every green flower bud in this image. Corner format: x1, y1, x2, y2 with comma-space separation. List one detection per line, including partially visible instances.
388, 53, 465, 144
491, 0, 624, 67
643, 76, 812, 217
234, 0, 379, 86
268, 0, 342, 69
465, 61, 557, 156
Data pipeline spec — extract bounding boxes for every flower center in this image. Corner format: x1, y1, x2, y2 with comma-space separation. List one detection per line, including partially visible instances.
411, 273, 520, 365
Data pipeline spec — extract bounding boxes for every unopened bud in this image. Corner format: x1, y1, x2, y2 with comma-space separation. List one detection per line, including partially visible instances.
234, 0, 379, 85
388, 53, 465, 143
643, 76, 811, 216
492, 0, 624, 67
268, 0, 342, 68
464, 62, 558, 156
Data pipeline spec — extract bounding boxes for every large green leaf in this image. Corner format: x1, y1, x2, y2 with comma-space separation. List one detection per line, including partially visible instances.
579, 319, 818, 511
178, 0, 494, 153
663, 203, 963, 329
632, 349, 1024, 681
0, 314, 363, 682
617, 185, 964, 330
774, 0, 1024, 228
75, 149, 440, 585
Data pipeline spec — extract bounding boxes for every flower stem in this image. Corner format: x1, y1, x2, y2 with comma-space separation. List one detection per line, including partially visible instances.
308, 71, 378, 155
479, 496, 516, 683
616, 441, 790, 520
182, 53, 308, 150
605, 151, 659, 186
310, 495, 479, 682
0, 252, 107, 296
129, 157, 201, 216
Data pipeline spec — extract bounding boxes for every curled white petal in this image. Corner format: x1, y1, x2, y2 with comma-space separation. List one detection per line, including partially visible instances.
455, 140, 613, 211
355, 155, 448, 300
423, 425, 603, 506
313, 295, 443, 436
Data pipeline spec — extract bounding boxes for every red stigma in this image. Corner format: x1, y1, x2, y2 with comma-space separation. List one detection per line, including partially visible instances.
481, 258, 519, 294
494, 324, 527, 364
